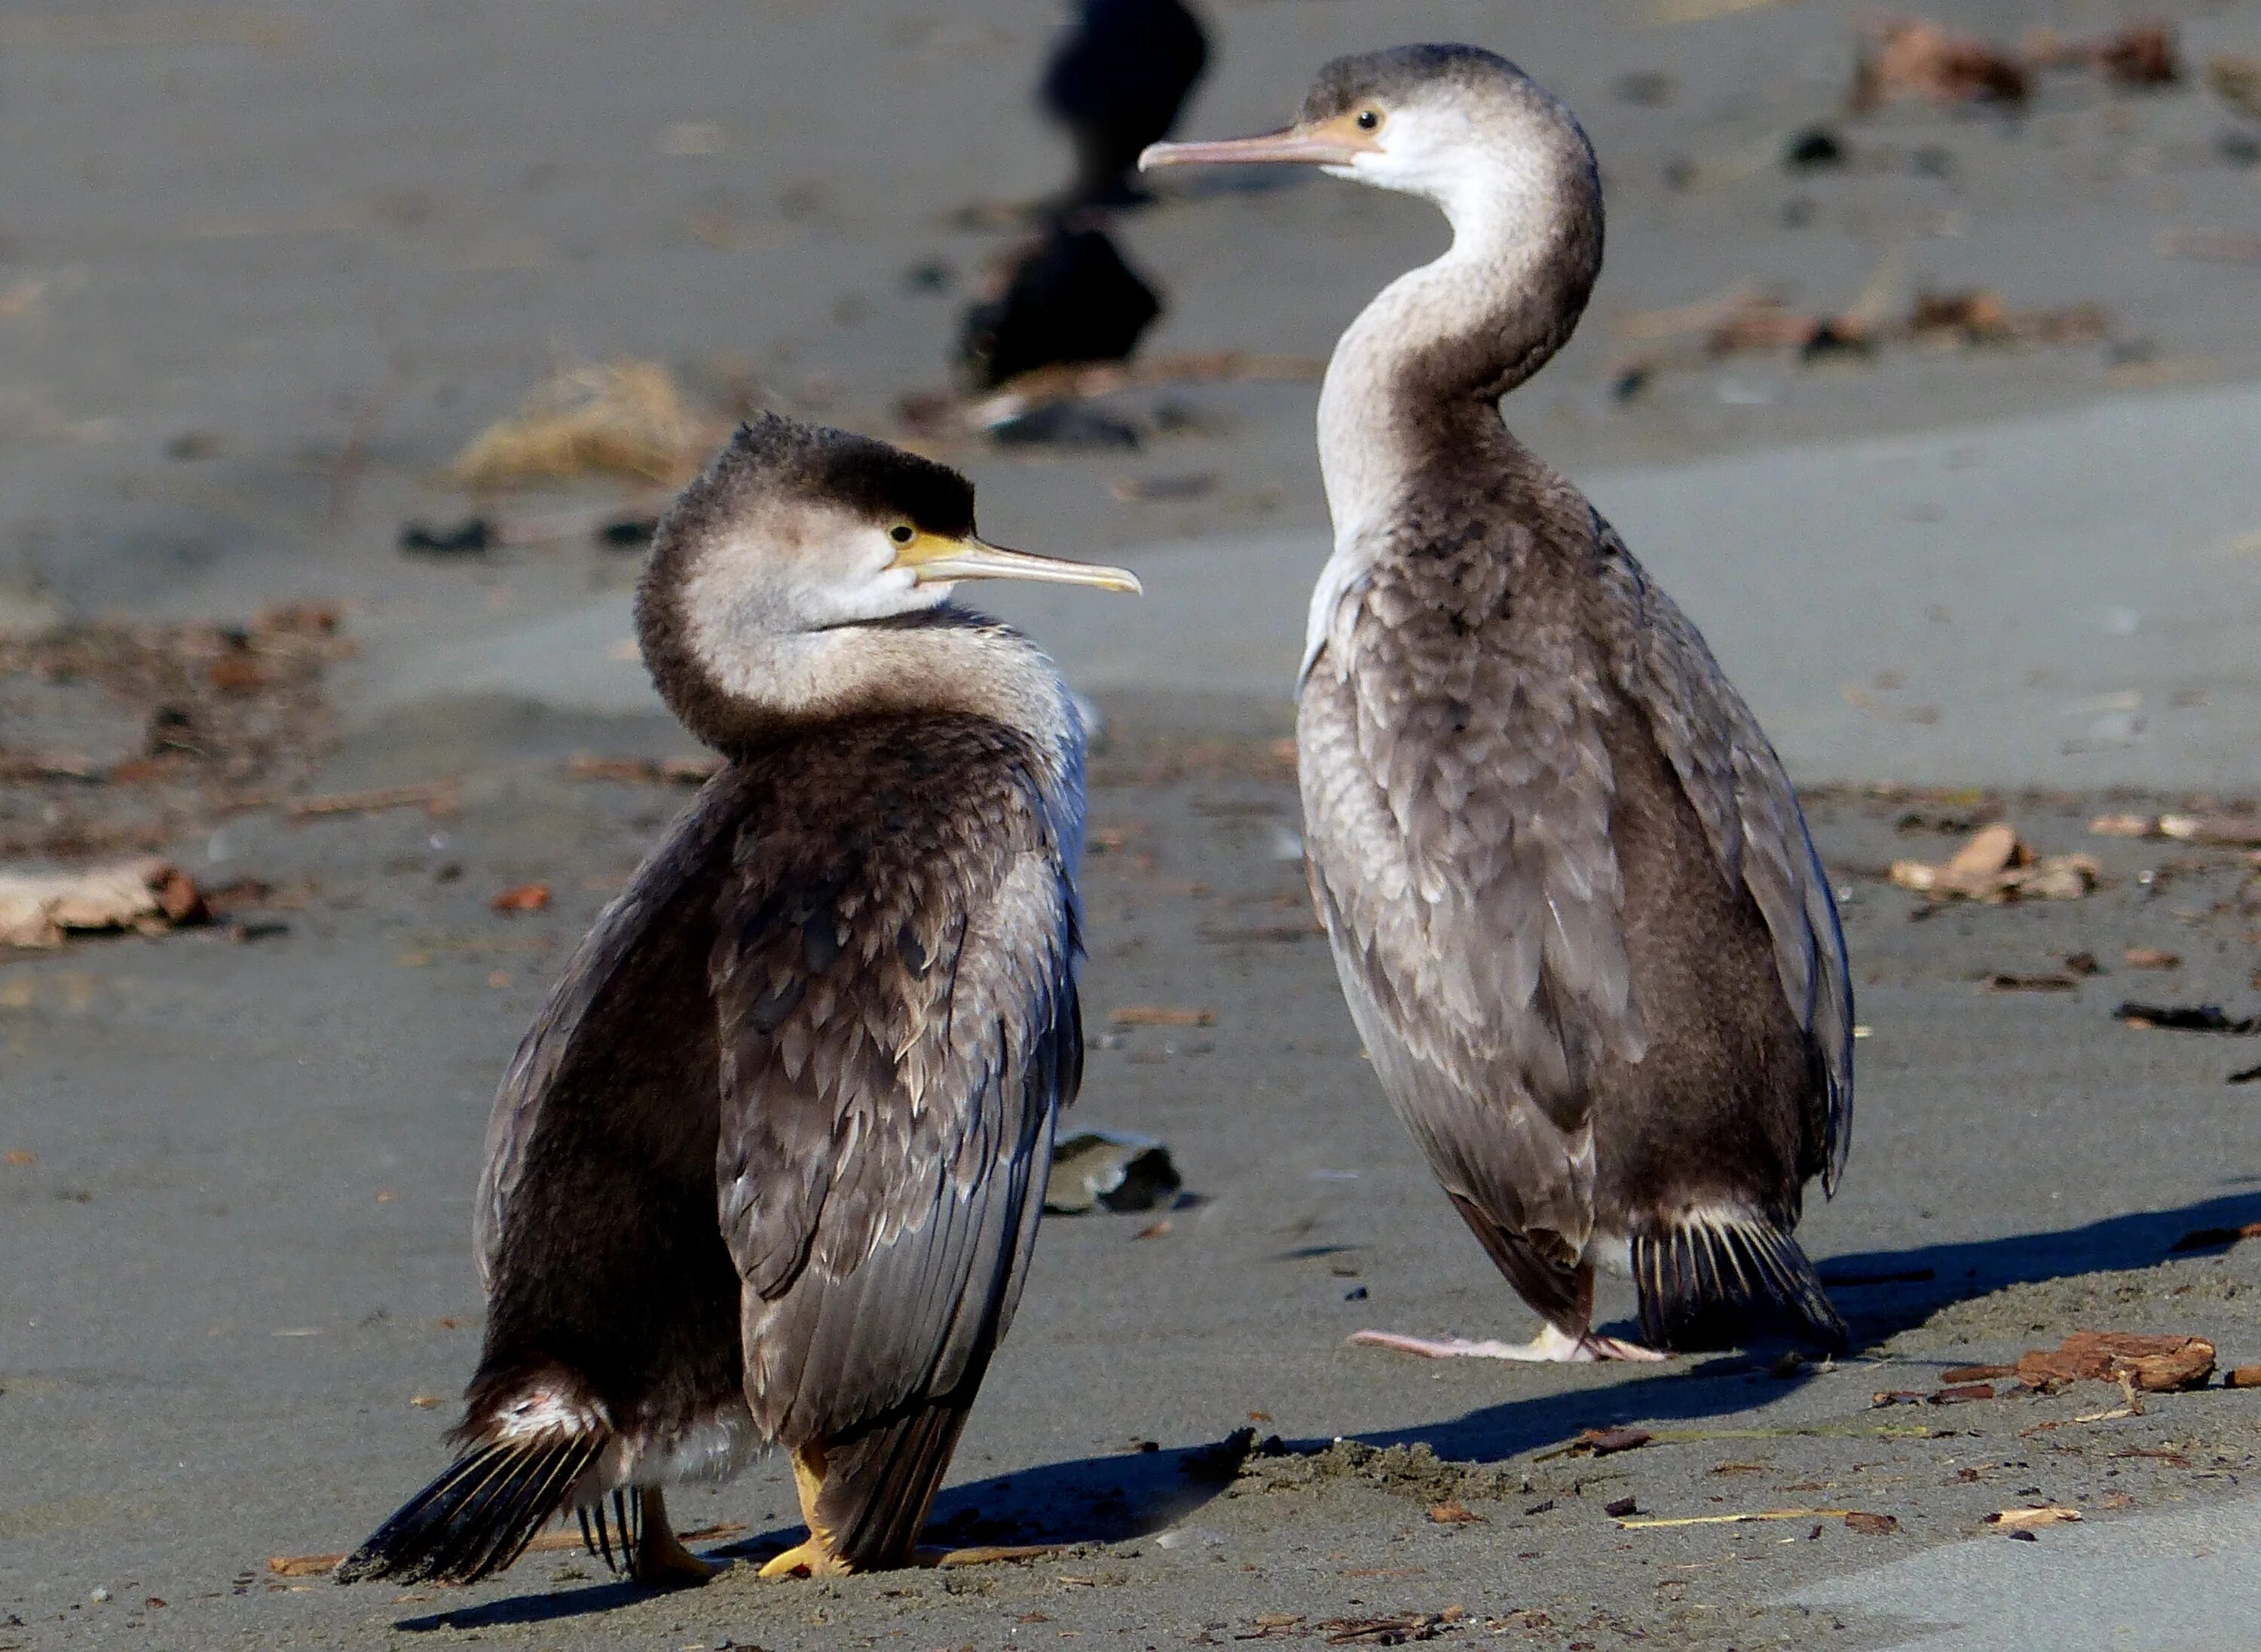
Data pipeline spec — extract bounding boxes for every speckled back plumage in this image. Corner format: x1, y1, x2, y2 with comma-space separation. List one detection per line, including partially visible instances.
464, 711, 1082, 1569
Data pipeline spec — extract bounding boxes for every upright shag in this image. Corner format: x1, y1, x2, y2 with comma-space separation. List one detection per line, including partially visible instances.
1143, 47, 1852, 1361
1042, 0, 1210, 206
338, 415, 1138, 1586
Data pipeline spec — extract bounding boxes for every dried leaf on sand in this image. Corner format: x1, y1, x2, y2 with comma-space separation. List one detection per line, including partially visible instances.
1988, 1505, 2082, 1532
1, 858, 207, 947
448, 359, 711, 488
1851, 20, 2030, 110
1890, 822, 2098, 902
2015, 1331, 2214, 1394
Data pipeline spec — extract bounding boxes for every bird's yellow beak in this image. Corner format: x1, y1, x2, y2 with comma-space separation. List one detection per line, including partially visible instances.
893, 533, 1142, 595
1140, 111, 1381, 172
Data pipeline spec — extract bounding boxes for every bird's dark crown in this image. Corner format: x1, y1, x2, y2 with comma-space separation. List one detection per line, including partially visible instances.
1299, 43, 1527, 124
665, 414, 977, 544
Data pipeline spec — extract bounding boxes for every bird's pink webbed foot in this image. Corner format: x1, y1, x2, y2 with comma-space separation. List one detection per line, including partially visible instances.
1350, 1324, 1666, 1363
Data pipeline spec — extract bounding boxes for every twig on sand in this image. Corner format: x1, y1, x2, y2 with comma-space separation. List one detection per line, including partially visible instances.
1531, 1421, 1930, 1462
1616, 1507, 1853, 1530
285, 782, 458, 820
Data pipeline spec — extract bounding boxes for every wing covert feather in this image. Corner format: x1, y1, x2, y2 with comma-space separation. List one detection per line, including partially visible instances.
710, 722, 1081, 1443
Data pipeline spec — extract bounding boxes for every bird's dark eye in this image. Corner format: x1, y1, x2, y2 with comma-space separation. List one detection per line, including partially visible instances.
889, 524, 916, 546
1354, 109, 1380, 132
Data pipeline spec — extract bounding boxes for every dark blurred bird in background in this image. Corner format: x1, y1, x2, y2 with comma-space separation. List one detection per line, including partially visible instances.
1042, 0, 1210, 208
956, 217, 1161, 393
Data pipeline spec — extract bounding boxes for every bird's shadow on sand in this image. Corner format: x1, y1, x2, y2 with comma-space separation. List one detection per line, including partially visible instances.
1394, 1185, 2261, 1464
394, 1187, 2261, 1632
1821, 1185, 2261, 1347
390, 1438, 1246, 1633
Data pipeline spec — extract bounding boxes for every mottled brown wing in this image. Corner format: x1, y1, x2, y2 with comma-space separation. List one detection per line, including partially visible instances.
1596, 518, 1854, 1191
473, 766, 757, 1287
712, 720, 1080, 1445
1300, 528, 1643, 1277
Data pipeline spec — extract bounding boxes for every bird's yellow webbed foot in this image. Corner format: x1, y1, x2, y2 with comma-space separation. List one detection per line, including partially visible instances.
758, 1443, 852, 1579
631, 1488, 721, 1587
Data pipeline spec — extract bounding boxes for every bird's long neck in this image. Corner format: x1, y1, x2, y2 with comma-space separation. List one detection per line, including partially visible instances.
642, 598, 1084, 793
1315, 175, 1600, 552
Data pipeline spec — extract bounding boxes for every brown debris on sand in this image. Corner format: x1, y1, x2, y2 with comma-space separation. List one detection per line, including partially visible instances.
565, 753, 724, 786
1576, 1427, 1654, 1457
489, 883, 552, 914
1851, 20, 2030, 110
2024, 24, 2180, 87
285, 781, 457, 821
2016, 1331, 2214, 1393
2168, 1222, 2261, 1253
1987, 1505, 2082, 1532
1614, 283, 2108, 384
448, 359, 711, 488
1319, 1611, 1462, 1646
2, 604, 349, 858
1850, 17, 2181, 110
2089, 811, 2261, 848
0, 858, 207, 947
1890, 822, 2098, 902
1906, 290, 2106, 348
1984, 971, 2079, 993
2115, 1002, 2259, 1034
1109, 1004, 1216, 1027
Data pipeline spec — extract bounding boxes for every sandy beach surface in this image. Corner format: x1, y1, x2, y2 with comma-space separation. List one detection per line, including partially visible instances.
7, 2, 2261, 1648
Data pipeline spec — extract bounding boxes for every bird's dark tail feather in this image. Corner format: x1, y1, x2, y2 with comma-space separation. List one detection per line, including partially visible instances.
819, 1400, 973, 1571
1632, 1211, 1847, 1354
335, 1433, 603, 1586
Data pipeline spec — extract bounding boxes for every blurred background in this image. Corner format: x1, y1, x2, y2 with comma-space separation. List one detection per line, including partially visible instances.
5, 0, 2260, 791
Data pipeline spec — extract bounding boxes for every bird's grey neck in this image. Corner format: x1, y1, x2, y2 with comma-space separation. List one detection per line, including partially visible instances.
653, 604, 1081, 782
1316, 186, 1598, 551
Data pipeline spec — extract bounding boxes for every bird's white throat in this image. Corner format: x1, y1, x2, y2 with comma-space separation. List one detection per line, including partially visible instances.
1305, 187, 1561, 683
